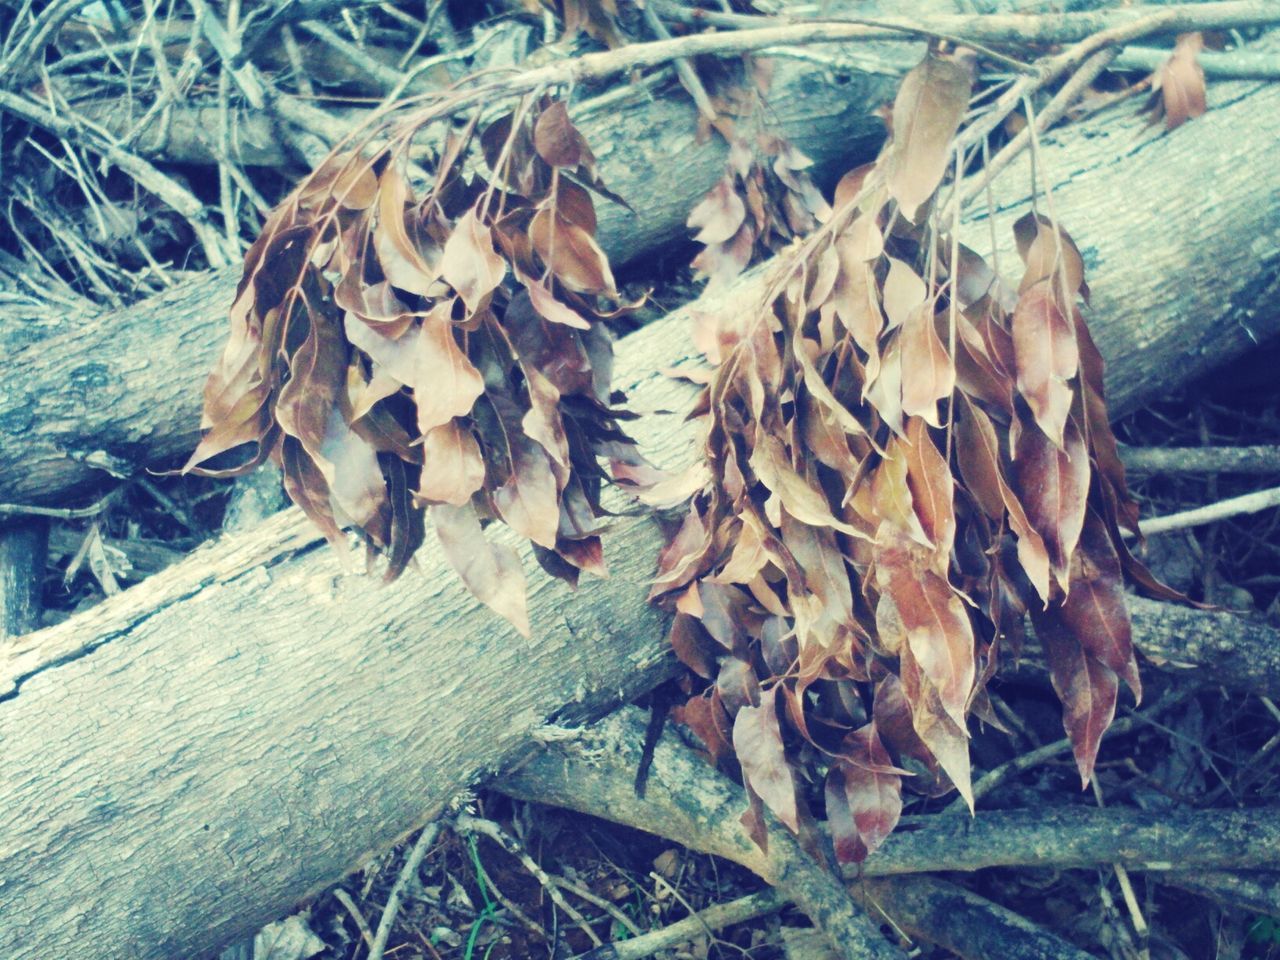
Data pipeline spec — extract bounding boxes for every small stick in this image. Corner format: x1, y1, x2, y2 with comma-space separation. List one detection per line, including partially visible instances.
1122, 445, 1280, 476
640, 4, 717, 122
332, 887, 376, 951
577, 889, 786, 960
453, 813, 604, 947
1139, 484, 1280, 535
368, 822, 441, 960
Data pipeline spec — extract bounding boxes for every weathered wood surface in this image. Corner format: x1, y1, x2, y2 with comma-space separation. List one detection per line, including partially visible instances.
4, 41, 1280, 960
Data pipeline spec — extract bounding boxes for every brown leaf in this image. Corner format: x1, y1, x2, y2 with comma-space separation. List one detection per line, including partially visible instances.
886, 52, 971, 221
874, 527, 974, 731
882, 258, 927, 331
432, 502, 530, 637
899, 304, 954, 428
954, 397, 1051, 604
492, 440, 560, 550
520, 366, 570, 480
441, 207, 507, 315
417, 420, 486, 506
733, 686, 800, 832
825, 725, 903, 863
414, 308, 485, 436
1032, 601, 1119, 786
534, 100, 587, 167
530, 206, 616, 295
1012, 280, 1078, 447
1157, 33, 1207, 131
1013, 414, 1089, 594
1013, 212, 1086, 300
316, 406, 388, 528
902, 417, 955, 560
898, 646, 973, 808
519, 270, 591, 330
374, 166, 436, 296
749, 433, 867, 538
688, 177, 747, 245
1053, 510, 1142, 698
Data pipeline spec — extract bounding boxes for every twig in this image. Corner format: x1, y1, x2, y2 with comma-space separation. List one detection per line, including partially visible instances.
0, 90, 232, 267
1114, 44, 1280, 79
1122, 444, 1280, 476
1, 0, 88, 86
368, 822, 441, 960
297, 20, 402, 93
547, 876, 645, 941
577, 889, 784, 960
332, 887, 376, 951
946, 686, 1196, 813
958, 46, 1119, 207
1139, 484, 1280, 535
640, 3, 717, 121
453, 813, 605, 948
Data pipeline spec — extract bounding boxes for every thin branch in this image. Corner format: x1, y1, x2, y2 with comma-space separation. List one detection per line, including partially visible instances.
1122, 444, 1280, 476
1140, 484, 1280, 535
368, 822, 441, 960
577, 889, 785, 960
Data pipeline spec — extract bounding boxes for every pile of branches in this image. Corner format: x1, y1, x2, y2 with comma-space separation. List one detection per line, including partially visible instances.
6, 2, 1280, 959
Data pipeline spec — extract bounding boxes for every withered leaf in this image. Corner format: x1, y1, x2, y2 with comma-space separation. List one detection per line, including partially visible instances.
1155, 33, 1207, 131
1012, 280, 1078, 447
749, 434, 866, 538
415, 308, 485, 436
432, 502, 530, 637
1053, 510, 1142, 698
1032, 601, 1119, 786
417, 420, 486, 506
874, 527, 975, 731
1013, 414, 1089, 594
1013, 212, 1086, 300
954, 397, 1051, 604
886, 52, 971, 221
441, 207, 507, 315
825, 725, 903, 864
530, 207, 616, 295
733, 686, 800, 832
533, 100, 587, 168
688, 176, 748, 245
899, 304, 954, 428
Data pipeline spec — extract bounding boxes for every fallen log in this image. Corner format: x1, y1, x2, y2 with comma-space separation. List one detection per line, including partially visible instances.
5, 40, 1280, 960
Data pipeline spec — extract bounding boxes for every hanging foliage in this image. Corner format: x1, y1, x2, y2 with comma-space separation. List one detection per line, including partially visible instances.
650, 49, 1178, 864
186, 95, 643, 637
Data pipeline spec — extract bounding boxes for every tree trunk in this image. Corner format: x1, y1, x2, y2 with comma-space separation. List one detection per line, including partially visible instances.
4, 34, 1280, 960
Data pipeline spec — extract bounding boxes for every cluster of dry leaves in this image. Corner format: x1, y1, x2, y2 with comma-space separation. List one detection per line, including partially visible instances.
684, 58, 831, 294
649, 50, 1182, 864
185, 96, 647, 636
190, 43, 1186, 868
